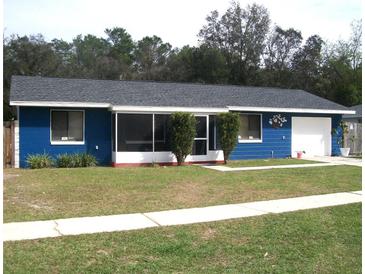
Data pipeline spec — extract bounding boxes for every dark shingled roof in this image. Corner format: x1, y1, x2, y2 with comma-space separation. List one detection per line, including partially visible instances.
10, 75, 348, 111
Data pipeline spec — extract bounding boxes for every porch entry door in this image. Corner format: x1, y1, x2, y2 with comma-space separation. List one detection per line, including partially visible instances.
192, 116, 208, 155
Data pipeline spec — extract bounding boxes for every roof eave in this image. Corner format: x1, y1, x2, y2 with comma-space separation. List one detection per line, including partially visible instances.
9, 101, 355, 115
227, 106, 355, 115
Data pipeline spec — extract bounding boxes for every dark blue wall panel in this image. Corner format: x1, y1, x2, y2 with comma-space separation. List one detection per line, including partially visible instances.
19, 107, 111, 167
229, 112, 342, 160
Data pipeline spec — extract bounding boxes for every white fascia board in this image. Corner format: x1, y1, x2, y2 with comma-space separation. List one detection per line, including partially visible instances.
227, 106, 356, 115
111, 105, 229, 113
10, 101, 111, 108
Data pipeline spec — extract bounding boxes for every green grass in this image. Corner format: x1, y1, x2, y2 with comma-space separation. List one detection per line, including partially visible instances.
226, 158, 320, 167
4, 165, 361, 222
4, 204, 361, 273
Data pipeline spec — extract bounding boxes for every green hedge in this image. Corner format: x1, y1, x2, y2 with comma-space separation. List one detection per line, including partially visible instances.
26, 153, 54, 169
26, 153, 97, 168
56, 153, 97, 168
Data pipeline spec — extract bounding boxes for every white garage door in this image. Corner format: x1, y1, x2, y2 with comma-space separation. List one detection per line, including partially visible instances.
291, 117, 331, 157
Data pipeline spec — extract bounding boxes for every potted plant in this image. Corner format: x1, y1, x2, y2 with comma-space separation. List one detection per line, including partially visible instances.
333, 121, 350, 157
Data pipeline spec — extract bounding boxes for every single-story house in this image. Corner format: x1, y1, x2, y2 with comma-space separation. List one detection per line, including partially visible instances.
10, 75, 355, 168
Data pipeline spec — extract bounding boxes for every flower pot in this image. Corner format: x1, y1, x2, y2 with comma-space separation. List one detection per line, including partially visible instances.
296, 151, 303, 159
340, 148, 350, 157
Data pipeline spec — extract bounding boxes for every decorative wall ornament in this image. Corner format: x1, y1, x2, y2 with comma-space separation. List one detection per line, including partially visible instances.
269, 114, 287, 128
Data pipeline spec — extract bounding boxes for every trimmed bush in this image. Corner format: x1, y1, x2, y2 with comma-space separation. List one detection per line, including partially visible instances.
56, 153, 97, 168
26, 153, 54, 169
80, 153, 97, 167
217, 112, 240, 164
170, 112, 196, 165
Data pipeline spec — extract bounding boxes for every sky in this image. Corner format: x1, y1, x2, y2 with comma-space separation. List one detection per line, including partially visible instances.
3, 0, 362, 48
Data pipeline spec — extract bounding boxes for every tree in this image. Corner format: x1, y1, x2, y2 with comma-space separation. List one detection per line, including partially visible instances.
105, 27, 135, 79
3, 34, 61, 119
72, 34, 118, 79
262, 26, 302, 87
169, 112, 196, 165
319, 20, 362, 106
166, 45, 228, 83
198, 2, 270, 84
134, 35, 172, 80
291, 35, 324, 92
217, 112, 239, 164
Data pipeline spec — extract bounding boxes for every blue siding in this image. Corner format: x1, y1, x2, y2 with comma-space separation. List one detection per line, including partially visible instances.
18, 107, 342, 166
19, 107, 111, 167
230, 112, 342, 160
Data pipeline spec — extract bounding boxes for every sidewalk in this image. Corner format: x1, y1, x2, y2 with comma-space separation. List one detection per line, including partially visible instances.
4, 191, 362, 242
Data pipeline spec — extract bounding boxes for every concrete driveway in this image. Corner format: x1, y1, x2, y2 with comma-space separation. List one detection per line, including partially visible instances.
304, 156, 362, 167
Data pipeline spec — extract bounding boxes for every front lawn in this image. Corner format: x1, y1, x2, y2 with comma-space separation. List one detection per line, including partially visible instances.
4, 165, 361, 222
226, 158, 319, 167
4, 204, 361, 273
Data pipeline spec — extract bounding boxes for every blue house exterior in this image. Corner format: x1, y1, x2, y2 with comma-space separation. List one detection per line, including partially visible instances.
10, 76, 352, 168
19, 107, 112, 167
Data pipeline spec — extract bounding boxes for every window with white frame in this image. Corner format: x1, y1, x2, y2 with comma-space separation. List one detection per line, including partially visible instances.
238, 114, 262, 142
51, 110, 84, 143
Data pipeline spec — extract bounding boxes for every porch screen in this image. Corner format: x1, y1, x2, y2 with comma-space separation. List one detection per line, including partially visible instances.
117, 114, 153, 152
154, 114, 171, 151
192, 116, 207, 155
51, 110, 84, 142
208, 115, 221, 150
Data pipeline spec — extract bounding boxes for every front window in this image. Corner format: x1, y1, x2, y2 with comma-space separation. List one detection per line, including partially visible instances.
238, 114, 262, 142
51, 110, 84, 144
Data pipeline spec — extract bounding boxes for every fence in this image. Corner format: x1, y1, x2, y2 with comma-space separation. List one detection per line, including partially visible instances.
344, 122, 362, 155
4, 121, 14, 167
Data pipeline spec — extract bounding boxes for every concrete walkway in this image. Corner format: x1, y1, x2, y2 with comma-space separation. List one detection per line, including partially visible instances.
201, 156, 362, 172
201, 162, 340, 172
304, 156, 362, 167
4, 191, 361, 241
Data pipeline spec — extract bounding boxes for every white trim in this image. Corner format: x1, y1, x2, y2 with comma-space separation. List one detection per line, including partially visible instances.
228, 106, 355, 115
10, 101, 110, 108
10, 101, 354, 114
50, 109, 85, 145
193, 115, 208, 156
111, 105, 228, 113
237, 113, 263, 143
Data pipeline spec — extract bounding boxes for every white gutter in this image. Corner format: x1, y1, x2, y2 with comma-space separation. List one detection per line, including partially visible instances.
10, 101, 111, 108
227, 106, 356, 115
9, 101, 355, 115
110, 105, 229, 113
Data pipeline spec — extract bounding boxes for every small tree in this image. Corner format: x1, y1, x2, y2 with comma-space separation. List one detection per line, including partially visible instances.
170, 112, 196, 165
217, 112, 240, 164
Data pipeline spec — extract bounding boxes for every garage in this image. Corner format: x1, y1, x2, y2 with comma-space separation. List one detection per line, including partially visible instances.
291, 117, 332, 157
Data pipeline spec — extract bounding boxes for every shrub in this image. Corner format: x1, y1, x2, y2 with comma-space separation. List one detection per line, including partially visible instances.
56, 153, 97, 168
26, 153, 54, 169
217, 112, 240, 164
170, 112, 196, 165
80, 153, 97, 167
56, 153, 75, 168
